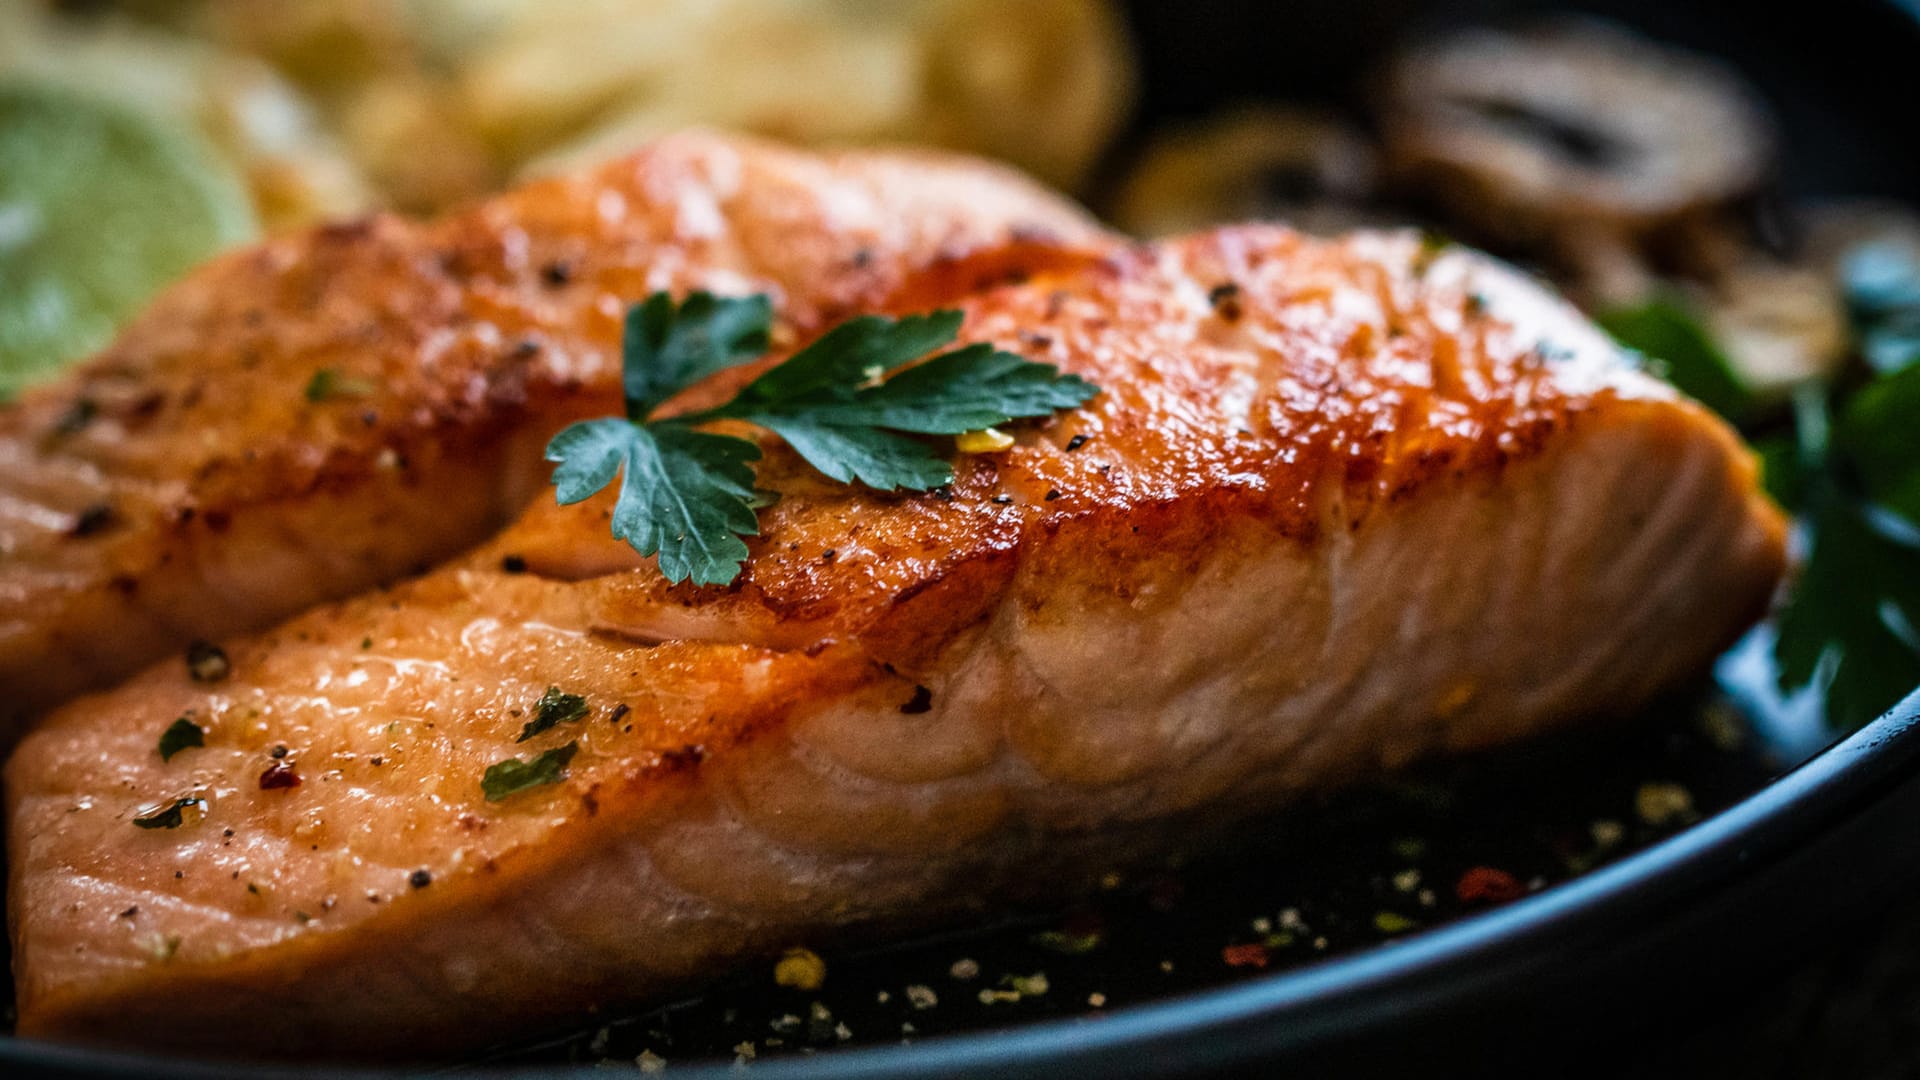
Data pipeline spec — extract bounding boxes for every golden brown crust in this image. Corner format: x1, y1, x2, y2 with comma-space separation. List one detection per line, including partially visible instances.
6, 223, 1787, 1057
0, 131, 1111, 726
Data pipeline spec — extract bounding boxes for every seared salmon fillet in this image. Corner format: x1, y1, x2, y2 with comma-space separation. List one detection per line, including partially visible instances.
0, 131, 1109, 730
8, 227, 1787, 1058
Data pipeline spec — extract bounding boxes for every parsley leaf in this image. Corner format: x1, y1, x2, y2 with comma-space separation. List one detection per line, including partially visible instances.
1768, 309, 1920, 730
620, 291, 772, 418
545, 292, 1099, 586
157, 716, 204, 761
481, 741, 578, 802
549, 418, 761, 585
516, 686, 590, 742
1773, 494, 1920, 732
1596, 297, 1751, 419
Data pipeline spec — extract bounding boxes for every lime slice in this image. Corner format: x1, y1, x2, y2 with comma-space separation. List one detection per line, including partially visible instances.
0, 80, 256, 396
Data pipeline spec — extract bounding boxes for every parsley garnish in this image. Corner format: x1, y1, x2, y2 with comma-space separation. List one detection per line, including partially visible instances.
517, 686, 589, 742
304, 368, 377, 402
482, 741, 578, 802
157, 716, 204, 761
545, 291, 1099, 586
1601, 246, 1920, 732
1597, 297, 1752, 420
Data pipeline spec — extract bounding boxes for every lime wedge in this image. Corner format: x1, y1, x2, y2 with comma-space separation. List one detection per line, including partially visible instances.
0, 80, 256, 396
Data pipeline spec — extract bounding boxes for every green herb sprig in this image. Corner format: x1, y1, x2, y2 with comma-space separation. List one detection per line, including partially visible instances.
482, 742, 578, 802
545, 291, 1098, 586
1603, 244, 1920, 731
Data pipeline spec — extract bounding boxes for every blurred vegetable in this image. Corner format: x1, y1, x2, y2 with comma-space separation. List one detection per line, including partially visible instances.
1596, 297, 1752, 420
1110, 106, 1378, 239
0, 80, 255, 395
0, 4, 373, 230
146, 0, 1135, 207
1376, 20, 1772, 295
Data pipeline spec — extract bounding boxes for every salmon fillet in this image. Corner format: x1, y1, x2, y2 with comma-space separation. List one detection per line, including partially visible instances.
0, 131, 1109, 731
7, 226, 1787, 1058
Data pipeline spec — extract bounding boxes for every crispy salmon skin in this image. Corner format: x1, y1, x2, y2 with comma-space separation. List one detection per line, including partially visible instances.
0, 131, 1109, 731
8, 226, 1786, 1058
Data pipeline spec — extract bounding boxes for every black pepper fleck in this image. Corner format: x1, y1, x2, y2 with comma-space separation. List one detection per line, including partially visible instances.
270, 744, 288, 759
540, 260, 574, 287
69, 503, 116, 537
991, 494, 1013, 505
900, 685, 934, 714
1045, 489, 1063, 501
52, 398, 97, 436
501, 555, 528, 574
608, 703, 631, 725
1065, 435, 1090, 452
1208, 282, 1244, 321
185, 641, 230, 683
409, 869, 433, 889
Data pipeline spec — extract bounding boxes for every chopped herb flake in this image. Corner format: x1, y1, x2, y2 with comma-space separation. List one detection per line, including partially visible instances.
482, 741, 578, 802
157, 716, 204, 761
304, 368, 378, 402
134, 797, 206, 830
517, 686, 590, 742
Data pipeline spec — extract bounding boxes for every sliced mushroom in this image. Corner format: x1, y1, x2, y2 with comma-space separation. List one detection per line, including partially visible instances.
1376, 20, 1775, 269
1109, 105, 1379, 238
1702, 258, 1851, 396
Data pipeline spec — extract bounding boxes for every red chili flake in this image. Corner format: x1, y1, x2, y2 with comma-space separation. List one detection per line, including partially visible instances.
1455, 866, 1525, 904
259, 762, 302, 790
1222, 943, 1270, 969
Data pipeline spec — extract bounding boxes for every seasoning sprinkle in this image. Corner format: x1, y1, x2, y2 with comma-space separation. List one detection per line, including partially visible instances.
517, 686, 590, 742
185, 640, 230, 683
157, 716, 205, 762
133, 797, 206, 830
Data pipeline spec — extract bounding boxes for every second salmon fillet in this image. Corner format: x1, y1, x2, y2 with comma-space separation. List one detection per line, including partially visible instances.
8, 226, 1786, 1059
0, 131, 1109, 732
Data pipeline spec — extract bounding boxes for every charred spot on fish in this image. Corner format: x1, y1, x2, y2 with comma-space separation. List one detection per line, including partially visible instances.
1208, 282, 1245, 322
259, 762, 301, 790
658, 744, 707, 771
69, 503, 116, 538
51, 398, 97, 436
185, 641, 230, 683
900, 685, 934, 714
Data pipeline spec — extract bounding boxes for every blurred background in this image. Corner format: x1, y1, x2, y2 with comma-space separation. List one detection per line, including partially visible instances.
5, 0, 1916, 405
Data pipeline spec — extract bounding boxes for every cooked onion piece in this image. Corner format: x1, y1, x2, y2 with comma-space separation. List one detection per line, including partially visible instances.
1109, 106, 1379, 238
1377, 21, 1774, 261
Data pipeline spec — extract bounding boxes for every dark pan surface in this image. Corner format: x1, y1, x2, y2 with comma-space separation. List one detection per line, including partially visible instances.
5, 0, 1919, 1075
